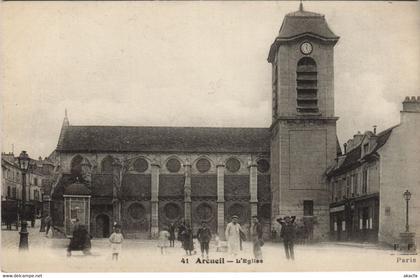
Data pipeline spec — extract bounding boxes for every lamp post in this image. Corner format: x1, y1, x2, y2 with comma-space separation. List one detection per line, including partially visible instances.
18, 150, 30, 250
399, 189, 416, 252
403, 190, 411, 233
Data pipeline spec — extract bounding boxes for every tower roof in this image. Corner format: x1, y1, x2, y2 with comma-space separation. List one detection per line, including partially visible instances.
279, 10, 338, 40
268, 5, 339, 63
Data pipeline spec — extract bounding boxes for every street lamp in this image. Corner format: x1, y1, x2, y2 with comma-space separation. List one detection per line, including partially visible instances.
18, 150, 30, 250
403, 190, 411, 233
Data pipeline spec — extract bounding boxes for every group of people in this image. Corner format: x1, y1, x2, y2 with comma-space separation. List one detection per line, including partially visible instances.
225, 215, 264, 259
156, 215, 266, 260
50, 213, 297, 261
110, 215, 297, 261
158, 220, 212, 257
225, 214, 297, 261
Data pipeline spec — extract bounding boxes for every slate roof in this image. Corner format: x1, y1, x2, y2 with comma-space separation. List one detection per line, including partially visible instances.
328, 126, 397, 176
372, 126, 395, 152
278, 10, 338, 41
268, 8, 339, 63
64, 182, 91, 196
338, 145, 362, 172
57, 126, 271, 153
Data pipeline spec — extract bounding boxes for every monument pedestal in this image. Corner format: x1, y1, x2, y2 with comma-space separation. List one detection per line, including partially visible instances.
399, 232, 416, 253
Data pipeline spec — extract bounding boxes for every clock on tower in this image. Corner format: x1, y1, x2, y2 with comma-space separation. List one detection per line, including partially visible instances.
300, 42, 313, 55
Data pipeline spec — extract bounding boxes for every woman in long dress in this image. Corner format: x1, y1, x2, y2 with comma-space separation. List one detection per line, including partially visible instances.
177, 220, 186, 244
181, 223, 194, 255
225, 215, 244, 256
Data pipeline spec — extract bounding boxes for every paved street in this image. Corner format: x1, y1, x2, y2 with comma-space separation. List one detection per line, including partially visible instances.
1, 221, 419, 272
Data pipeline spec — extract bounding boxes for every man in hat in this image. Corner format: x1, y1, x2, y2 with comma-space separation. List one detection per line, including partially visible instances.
196, 221, 212, 259
225, 215, 244, 256
277, 216, 296, 260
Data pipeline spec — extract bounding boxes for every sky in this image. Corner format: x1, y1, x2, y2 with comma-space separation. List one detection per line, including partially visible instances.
1, 1, 419, 159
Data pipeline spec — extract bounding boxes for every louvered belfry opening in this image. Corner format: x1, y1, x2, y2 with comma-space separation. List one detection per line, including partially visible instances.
296, 57, 319, 113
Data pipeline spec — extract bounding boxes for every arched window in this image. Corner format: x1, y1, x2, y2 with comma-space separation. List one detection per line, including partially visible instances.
70, 155, 83, 178
101, 156, 114, 174
296, 57, 318, 113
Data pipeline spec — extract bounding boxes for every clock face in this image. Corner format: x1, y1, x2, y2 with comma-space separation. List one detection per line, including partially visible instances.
300, 42, 313, 55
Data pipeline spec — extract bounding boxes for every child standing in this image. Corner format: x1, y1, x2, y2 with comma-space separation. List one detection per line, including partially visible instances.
158, 227, 170, 255
109, 224, 124, 261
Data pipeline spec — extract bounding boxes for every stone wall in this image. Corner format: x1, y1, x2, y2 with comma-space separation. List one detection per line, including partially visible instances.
378, 108, 420, 246
54, 151, 271, 238
272, 119, 337, 241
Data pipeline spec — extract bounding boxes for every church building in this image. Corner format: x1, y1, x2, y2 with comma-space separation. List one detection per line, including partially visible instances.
49, 4, 340, 241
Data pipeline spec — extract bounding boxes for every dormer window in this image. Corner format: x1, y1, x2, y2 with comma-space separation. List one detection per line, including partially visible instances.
363, 143, 369, 156
296, 57, 318, 113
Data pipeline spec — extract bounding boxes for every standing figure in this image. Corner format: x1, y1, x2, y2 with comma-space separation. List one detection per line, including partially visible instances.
277, 216, 296, 260
168, 222, 176, 247
177, 219, 186, 245
196, 221, 212, 259
225, 215, 244, 256
109, 224, 124, 261
158, 227, 170, 255
30, 213, 35, 228
251, 216, 263, 260
271, 228, 277, 242
45, 215, 52, 237
67, 224, 92, 257
181, 223, 194, 256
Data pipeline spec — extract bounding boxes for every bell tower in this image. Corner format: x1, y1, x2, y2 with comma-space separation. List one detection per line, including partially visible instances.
268, 4, 339, 240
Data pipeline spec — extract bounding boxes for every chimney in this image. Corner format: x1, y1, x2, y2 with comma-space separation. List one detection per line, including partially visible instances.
353, 131, 363, 146
402, 96, 420, 112
343, 143, 347, 154
373, 125, 377, 135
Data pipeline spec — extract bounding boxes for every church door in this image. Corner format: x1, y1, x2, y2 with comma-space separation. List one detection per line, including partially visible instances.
96, 214, 110, 238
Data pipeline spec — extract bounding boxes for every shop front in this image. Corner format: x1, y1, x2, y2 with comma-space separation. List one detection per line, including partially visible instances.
329, 193, 379, 242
